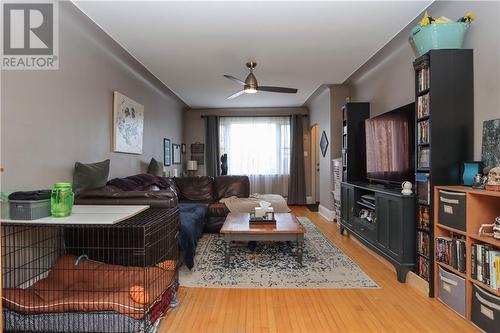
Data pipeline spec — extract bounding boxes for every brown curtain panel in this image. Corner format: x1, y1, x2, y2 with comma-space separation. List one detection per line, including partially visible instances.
288, 114, 307, 204
205, 115, 220, 177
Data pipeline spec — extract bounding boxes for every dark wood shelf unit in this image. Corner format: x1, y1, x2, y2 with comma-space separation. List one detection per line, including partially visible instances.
341, 102, 370, 182
340, 181, 416, 282
413, 49, 474, 296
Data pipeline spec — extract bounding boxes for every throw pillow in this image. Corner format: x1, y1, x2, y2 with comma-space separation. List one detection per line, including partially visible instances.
73, 159, 110, 195
147, 158, 163, 176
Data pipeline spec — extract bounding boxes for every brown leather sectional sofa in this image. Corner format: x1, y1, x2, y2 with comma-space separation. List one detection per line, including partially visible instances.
170, 175, 250, 232
76, 175, 250, 233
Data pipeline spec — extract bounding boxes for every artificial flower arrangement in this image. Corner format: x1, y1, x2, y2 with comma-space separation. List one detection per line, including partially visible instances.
418, 11, 475, 27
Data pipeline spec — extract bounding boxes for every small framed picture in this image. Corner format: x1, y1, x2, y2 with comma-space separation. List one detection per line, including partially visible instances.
172, 143, 181, 164
181, 144, 186, 154
163, 138, 171, 166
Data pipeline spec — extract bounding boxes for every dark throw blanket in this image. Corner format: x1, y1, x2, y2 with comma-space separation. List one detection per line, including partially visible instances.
178, 204, 207, 269
107, 174, 172, 191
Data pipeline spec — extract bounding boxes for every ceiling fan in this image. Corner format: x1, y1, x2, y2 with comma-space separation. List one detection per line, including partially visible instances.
224, 62, 298, 100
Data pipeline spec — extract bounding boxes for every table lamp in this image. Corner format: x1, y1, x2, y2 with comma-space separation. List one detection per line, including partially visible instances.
187, 160, 197, 177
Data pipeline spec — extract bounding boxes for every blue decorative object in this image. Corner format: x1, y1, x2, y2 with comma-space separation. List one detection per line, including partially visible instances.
461, 161, 483, 186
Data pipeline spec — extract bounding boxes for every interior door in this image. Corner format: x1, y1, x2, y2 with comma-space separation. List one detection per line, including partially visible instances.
310, 124, 320, 203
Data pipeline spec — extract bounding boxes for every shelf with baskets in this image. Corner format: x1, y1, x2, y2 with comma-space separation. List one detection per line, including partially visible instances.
434, 186, 500, 331
412, 49, 473, 294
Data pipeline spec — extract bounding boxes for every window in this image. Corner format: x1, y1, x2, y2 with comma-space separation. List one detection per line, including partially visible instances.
219, 116, 291, 195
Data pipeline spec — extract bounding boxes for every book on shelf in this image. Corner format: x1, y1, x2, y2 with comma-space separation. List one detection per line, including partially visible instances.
436, 236, 466, 273
418, 146, 430, 169
417, 205, 430, 231
418, 120, 430, 144
416, 173, 430, 204
471, 243, 500, 291
417, 256, 430, 280
417, 231, 430, 257
417, 93, 430, 119
417, 67, 430, 92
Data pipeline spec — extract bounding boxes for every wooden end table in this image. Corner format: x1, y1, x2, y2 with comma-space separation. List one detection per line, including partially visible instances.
220, 212, 306, 267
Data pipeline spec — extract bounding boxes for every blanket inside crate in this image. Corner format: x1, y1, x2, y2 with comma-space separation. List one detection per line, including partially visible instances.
2, 255, 175, 320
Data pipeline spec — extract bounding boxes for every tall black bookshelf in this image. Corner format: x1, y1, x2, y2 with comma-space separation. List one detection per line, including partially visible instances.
341, 102, 370, 182
413, 49, 474, 297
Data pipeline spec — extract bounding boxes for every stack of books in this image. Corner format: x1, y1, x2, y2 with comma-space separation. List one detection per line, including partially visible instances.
417, 231, 430, 257
417, 256, 429, 280
417, 206, 430, 231
417, 67, 430, 92
471, 244, 500, 291
417, 93, 430, 119
418, 120, 430, 144
436, 236, 466, 273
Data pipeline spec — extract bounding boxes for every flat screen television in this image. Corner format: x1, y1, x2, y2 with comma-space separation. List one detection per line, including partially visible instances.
365, 103, 415, 184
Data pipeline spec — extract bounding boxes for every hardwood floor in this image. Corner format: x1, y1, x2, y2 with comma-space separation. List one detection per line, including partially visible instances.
160, 206, 477, 333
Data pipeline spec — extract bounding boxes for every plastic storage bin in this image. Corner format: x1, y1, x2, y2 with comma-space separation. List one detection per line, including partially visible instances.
471, 284, 500, 332
438, 190, 466, 231
9, 199, 51, 220
438, 266, 466, 318
410, 22, 470, 56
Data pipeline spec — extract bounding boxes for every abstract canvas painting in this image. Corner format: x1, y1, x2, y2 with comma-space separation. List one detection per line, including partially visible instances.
481, 118, 500, 169
113, 91, 144, 154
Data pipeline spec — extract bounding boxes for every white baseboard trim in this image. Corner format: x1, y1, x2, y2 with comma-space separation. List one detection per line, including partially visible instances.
306, 196, 314, 204
318, 204, 335, 221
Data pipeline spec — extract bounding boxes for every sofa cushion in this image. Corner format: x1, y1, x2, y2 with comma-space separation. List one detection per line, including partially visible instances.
214, 175, 250, 200
207, 202, 230, 217
72, 159, 110, 195
147, 158, 163, 176
173, 176, 215, 203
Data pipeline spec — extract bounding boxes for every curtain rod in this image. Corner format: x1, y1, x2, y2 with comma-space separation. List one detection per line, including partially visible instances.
200, 114, 308, 118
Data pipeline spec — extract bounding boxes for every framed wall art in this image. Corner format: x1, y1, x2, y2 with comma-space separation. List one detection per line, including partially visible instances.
191, 142, 204, 165
113, 91, 144, 154
172, 143, 181, 164
164, 138, 171, 166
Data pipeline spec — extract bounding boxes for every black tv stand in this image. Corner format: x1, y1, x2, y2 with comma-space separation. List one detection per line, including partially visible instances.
340, 181, 416, 282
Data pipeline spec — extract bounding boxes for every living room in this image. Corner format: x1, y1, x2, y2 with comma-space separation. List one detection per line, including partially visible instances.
1, 1, 500, 332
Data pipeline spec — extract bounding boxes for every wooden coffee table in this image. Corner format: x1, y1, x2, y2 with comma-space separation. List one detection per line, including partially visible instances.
220, 213, 306, 267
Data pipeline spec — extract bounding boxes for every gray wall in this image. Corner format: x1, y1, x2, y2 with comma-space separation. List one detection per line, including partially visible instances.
348, 1, 500, 160
184, 107, 310, 196
1, 2, 186, 192
307, 88, 332, 211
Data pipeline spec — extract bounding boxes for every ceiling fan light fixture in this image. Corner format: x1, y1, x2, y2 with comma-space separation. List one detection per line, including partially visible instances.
244, 87, 257, 94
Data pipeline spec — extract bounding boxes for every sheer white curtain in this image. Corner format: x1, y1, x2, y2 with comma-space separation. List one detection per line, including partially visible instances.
219, 116, 290, 196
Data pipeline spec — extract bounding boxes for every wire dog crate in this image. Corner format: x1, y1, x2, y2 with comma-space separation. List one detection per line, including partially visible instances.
2, 207, 180, 333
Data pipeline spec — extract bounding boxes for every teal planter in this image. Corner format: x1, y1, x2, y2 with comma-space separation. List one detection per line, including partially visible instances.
410, 22, 470, 56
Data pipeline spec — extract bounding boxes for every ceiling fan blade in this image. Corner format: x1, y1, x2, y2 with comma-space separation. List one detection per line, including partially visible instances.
258, 86, 298, 93
226, 90, 245, 100
224, 75, 246, 86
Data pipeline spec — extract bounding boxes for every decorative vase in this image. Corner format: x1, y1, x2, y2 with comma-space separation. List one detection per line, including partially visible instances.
51, 182, 74, 217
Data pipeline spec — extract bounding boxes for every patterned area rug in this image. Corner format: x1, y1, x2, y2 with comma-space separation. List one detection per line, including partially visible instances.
179, 217, 378, 288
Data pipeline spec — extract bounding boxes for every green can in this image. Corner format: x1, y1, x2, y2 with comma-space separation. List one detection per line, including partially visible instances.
51, 182, 74, 217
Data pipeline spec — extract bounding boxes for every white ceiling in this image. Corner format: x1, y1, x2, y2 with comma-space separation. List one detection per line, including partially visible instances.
75, 1, 431, 108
